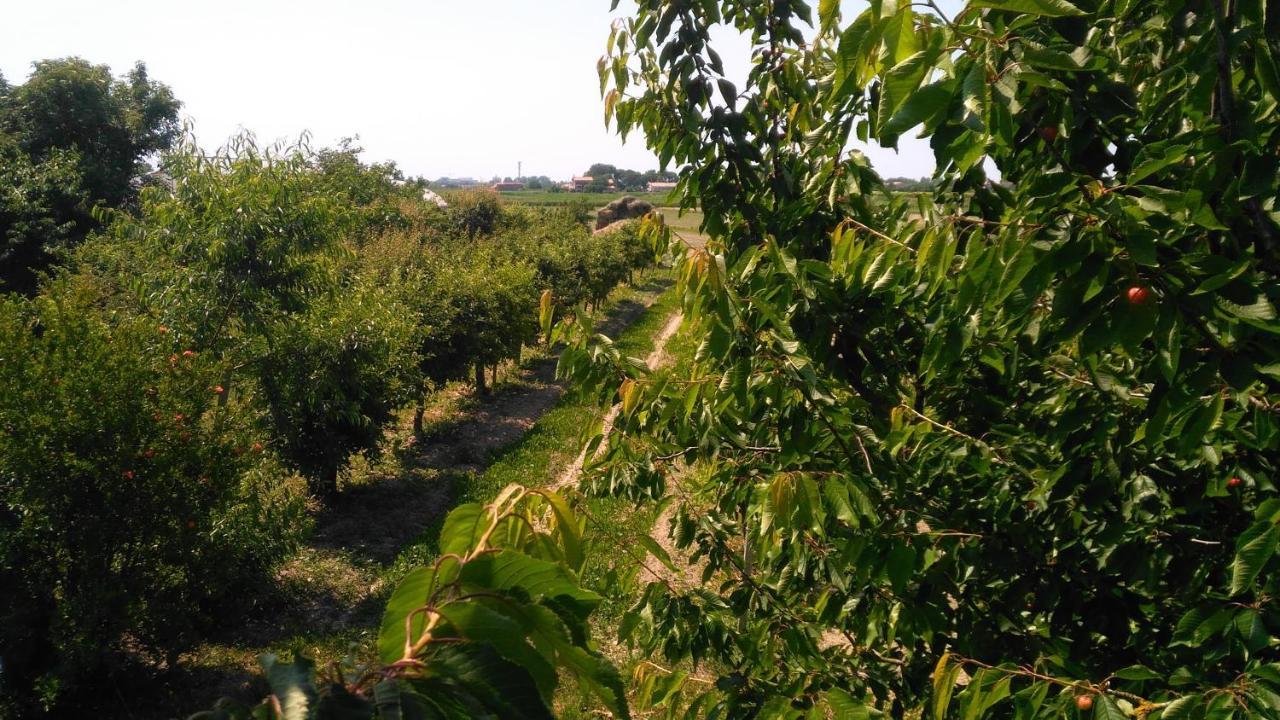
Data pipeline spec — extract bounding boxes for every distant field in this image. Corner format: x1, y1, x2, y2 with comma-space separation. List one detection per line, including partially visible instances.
658, 206, 704, 236
496, 190, 677, 207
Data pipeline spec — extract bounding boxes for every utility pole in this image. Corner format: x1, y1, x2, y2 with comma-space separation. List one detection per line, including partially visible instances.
517, 161, 522, 180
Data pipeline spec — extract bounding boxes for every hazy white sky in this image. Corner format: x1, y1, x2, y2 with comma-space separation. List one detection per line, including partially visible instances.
1, 0, 951, 180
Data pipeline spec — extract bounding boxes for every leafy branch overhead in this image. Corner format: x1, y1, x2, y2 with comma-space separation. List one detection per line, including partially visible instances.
576, 0, 1280, 717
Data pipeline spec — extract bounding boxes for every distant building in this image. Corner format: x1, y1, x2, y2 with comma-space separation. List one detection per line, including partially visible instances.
646, 181, 677, 193
571, 175, 617, 191
492, 181, 525, 191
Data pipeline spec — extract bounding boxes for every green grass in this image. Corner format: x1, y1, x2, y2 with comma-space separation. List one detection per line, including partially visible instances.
658, 206, 705, 237
388, 278, 682, 576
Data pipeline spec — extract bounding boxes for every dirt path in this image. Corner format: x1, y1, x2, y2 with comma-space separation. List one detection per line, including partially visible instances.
551, 310, 684, 491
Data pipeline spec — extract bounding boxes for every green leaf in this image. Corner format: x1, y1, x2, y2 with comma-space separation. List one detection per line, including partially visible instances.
378, 566, 442, 664
538, 490, 585, 572
1231, 520, 1280, 595
437, 601, 559, 700
458, 551, 602, 620
882, 49, 942, 119
823, 688, 882, 718
971, 0, 1085, 16
932, 654, 962, 720
882, 80, 954, 139
1234, 609, 1270, 653
886, 540, 916, 593
819, 0, 841, 30
1157, 695, 1198, 719
423, 644, 555, 720
259, 654, 317, 720
1097, 695, 1128, 720
439, 503, 488, 557
1112, 665, 1161, 681
637, 534, 677, 572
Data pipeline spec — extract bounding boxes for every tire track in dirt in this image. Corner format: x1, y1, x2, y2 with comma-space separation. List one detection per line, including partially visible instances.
550, 310, 684, 491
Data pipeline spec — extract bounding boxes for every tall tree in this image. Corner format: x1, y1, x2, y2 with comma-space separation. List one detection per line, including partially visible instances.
0, 58, 180, 292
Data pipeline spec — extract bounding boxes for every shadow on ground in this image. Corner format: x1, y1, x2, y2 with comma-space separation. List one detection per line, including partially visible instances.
115, 276, 675, 719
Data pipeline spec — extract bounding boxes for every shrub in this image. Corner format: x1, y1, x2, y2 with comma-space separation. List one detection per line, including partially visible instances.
255, 276, 421, 496
423, 243, 540, 393
445, 188, 502, 238
0, 282, 307, 710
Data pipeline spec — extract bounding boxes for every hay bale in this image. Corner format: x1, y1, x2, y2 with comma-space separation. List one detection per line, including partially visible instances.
595, 196, 654, 230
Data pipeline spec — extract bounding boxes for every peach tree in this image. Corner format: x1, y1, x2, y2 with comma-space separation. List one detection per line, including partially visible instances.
558, 0, 1280, 716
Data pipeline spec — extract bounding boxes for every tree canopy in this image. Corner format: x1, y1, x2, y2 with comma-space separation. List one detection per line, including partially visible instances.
560, 0, 1280, 716
0, 58, 180, 292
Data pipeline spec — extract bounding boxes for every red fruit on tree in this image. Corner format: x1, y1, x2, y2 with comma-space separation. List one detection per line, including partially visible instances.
122, 470, 135, 479
158, 325, 169, 334
1228, 477, 1243, 488
1038, 126, 1059, 142
186, 520, 196, 530
1076, 695, 1094, 711
252, 442, 264, 453
144, 449, 155, 459
213, 385, 225, 395
1126, 285, 1152, 305
182, 349, 196, 358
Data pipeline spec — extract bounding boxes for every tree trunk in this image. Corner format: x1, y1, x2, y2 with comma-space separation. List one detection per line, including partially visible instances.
312, 463, 339, 499
475, 361, 488, 396
413, 398, 425, 438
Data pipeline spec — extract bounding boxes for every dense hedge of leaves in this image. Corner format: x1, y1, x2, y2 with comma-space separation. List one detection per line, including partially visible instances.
556, 0, 1280, 717
0, 279, 308, 707
0, 133, 655, 711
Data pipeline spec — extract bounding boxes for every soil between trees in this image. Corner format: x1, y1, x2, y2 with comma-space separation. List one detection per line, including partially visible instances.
108, 277, 674, 719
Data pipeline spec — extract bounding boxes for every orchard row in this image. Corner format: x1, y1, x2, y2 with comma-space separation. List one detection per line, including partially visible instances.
0, 136, 656, 710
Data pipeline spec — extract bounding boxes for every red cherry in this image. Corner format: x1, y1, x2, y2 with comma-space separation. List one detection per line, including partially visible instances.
212, 385, 225, 395
169, 354, 179, 364
252, 442, 264, 453
186, 520, 196, 530
143, 449, 155, 459
158, 325, 169, 334
122, 470, 135, 479
1038, 126, 1059, 142
1126, 285, 1152, 305
1075, 694, 1094, 711
182, 349, 196, 358
174, 413, 184, 423
1228, 477, 1243, 488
